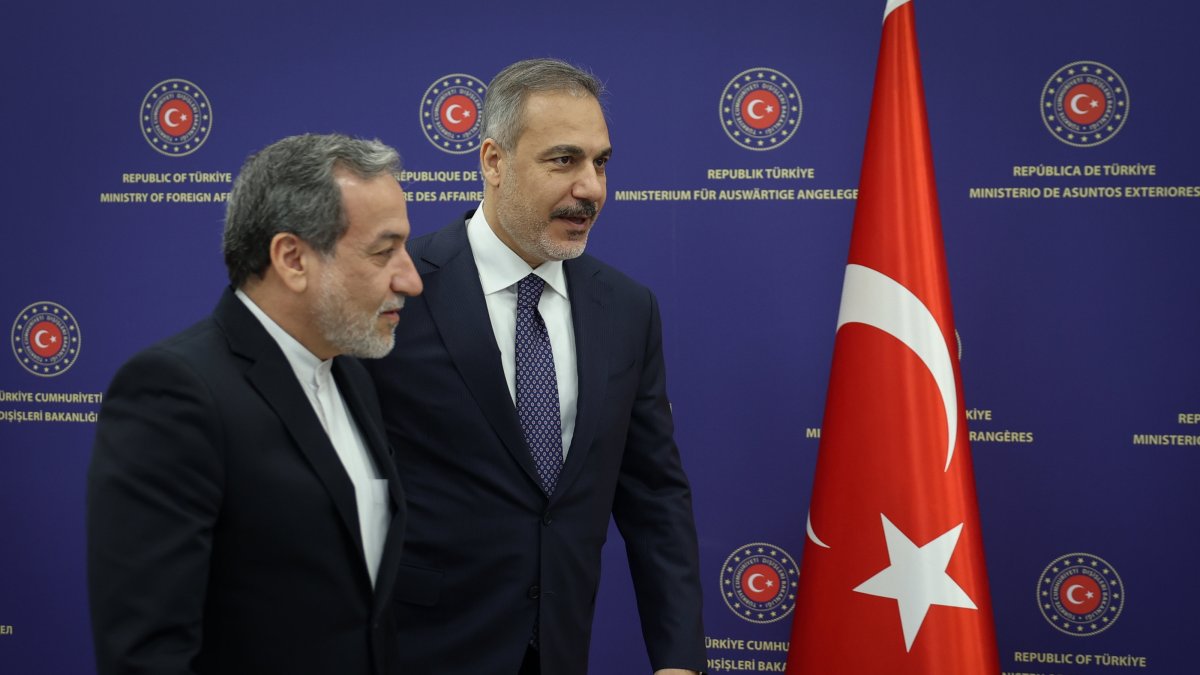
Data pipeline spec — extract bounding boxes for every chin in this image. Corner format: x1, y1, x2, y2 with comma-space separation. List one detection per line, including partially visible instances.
541, 236, 588, 261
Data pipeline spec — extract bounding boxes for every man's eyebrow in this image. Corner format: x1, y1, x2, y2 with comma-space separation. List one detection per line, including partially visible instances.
539, 144, 586, 158
366, 232, 406, 248
538, 144, 613, 159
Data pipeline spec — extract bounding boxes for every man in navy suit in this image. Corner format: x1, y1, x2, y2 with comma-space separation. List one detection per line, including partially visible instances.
87, 134, 422, 675
365, 59, 706, 674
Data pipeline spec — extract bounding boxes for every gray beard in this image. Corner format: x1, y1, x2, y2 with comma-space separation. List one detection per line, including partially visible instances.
313, 270, 398, 359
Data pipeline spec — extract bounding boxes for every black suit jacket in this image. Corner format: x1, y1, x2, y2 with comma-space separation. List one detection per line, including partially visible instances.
87, 289, 406, 675
365, 213, 706, 674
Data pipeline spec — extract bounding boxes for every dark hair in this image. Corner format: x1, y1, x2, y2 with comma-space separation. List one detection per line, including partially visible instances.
222, 133, 400, 287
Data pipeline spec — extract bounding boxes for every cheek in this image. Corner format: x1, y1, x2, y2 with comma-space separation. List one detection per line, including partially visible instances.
374, 269, 396, 294
346, 268, 388, 298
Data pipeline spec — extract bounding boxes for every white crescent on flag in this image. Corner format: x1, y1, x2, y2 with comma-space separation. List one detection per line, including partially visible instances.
836, 263, 959, 472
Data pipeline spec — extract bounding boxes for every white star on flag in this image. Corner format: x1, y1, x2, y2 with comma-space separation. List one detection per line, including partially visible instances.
853, 514, 977, 651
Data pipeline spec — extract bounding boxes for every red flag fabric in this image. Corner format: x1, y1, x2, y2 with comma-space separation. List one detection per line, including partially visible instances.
785, 2, 1000, 673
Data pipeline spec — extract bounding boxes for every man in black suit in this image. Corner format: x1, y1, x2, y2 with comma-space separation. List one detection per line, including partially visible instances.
365, 58, 706, 674
87, 133, 422, 675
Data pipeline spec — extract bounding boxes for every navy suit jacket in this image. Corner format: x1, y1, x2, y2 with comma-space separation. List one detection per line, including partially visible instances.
87, 288, 406, 675
366, 213, 706, 674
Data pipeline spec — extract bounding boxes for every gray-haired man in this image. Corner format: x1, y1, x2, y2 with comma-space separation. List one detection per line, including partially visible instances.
88, 133, 422, 675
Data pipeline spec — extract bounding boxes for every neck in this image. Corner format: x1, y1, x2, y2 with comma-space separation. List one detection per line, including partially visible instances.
240, 280, 336, 360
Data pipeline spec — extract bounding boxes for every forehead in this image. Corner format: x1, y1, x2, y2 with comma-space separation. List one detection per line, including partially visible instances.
335, 171, 409, 241
516, 91, 609, 150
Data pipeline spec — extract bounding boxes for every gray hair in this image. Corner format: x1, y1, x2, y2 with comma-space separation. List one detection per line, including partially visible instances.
222, 133, 400, 287
481, 58, 605, 152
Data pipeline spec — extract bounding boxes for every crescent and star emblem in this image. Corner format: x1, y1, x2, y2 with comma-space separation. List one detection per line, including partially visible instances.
1065, 583, 1089, 605
1069, 93, 1094, 115
33, 329, 53, 349
444, 103, 468, 125
747, 99, 766, 120
163, 107, 187, 128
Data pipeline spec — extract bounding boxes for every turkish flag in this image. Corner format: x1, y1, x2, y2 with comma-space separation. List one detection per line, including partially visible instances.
785, 2, 1000, 673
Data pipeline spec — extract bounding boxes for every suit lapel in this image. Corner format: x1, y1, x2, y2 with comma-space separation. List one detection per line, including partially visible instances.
214, 291, 367, 571
419, 219, 543, 489
553, 257, 612, 500
334, 359, 406, 608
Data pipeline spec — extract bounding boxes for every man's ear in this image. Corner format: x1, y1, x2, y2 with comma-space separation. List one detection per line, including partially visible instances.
268, 232, 312, 293
480, 138, 504, 189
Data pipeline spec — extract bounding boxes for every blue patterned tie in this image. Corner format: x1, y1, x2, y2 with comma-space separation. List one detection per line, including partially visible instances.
515, 273, 563, 495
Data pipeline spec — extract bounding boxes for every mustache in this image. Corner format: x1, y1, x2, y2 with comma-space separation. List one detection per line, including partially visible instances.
379, 297, 406, 313
551, 201, 598, 220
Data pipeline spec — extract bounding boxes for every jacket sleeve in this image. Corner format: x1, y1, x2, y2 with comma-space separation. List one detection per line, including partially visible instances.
611, 288, 708, 672
87, 346, 224, 675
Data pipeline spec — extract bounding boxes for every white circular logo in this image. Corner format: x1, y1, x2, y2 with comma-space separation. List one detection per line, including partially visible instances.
719, 68, 802, 151
719, 542, 799, 623
11, 301, 82, 377
140, 78, 213, 156
1037, 552, 1125, 636
419, 74, 486, 154
1041, 61, 1129, 147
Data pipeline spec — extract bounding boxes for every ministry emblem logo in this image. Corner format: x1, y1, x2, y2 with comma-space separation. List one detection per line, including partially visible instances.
140, 78, 213, 156
1042, 61, 1129, 147
419, 74, 486, 155
720, 542, 798, 623
11, 301, 82, 377
720, 68, 802, 151
1037, 552, 1124, 636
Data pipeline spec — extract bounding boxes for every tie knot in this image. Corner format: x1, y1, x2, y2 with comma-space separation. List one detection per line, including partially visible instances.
517, 274, 545, 309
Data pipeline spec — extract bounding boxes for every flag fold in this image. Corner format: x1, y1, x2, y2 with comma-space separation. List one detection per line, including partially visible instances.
786, 2, 1000, 673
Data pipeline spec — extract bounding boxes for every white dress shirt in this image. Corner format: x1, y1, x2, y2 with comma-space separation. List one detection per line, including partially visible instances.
466, 204, 578, 457
235, 290, 390, 586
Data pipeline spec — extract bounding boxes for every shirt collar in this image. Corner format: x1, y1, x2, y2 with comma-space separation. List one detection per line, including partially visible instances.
467, 202, 567, 299
235, 288, 332, 392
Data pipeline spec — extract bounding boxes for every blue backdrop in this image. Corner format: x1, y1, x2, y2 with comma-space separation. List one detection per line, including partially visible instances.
2, 1, 1197, 672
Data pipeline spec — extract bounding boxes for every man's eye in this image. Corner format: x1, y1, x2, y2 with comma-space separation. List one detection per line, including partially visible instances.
374, 248, 395, 257
595, 157, 609, 169
552, 156, 573, 166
